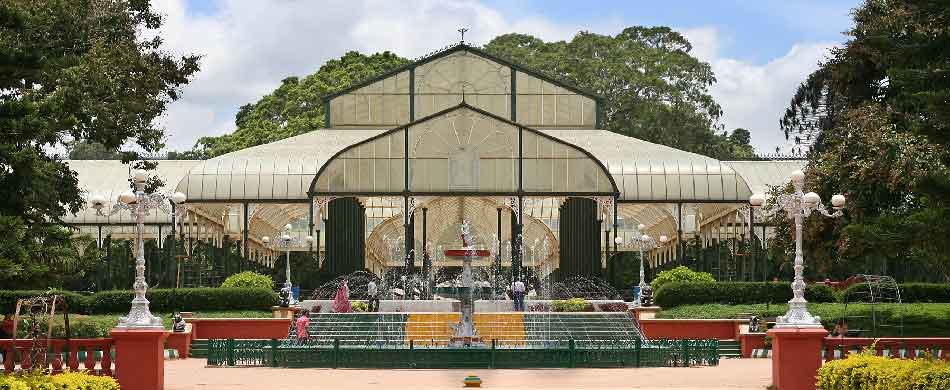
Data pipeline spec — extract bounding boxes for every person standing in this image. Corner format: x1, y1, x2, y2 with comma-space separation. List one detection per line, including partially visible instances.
295, 310, 310, 342
332, 279, 352, 313
511, 279, 526, 311
367, 280, 379, 312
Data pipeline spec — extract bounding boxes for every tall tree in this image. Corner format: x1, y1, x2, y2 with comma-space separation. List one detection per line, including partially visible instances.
0, 0, 199, 288
777, 0, 950, 280
193, 51, 408, 157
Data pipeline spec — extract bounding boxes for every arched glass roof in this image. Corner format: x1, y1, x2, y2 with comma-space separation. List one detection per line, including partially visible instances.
311, 105, 616, 196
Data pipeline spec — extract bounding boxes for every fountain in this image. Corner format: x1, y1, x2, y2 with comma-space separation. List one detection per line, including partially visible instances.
443, 219, 490, 347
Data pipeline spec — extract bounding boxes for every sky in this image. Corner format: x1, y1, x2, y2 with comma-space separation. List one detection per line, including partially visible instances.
154, 0, 858, 154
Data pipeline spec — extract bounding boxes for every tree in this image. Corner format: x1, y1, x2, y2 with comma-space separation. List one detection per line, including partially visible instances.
194, 52, 408, 157
777, 0, 950, 281
484, 29, 749, 159
0, 0, 199, 288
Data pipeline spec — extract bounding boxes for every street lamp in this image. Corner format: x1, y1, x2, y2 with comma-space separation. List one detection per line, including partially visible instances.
267, 224, 312, 304
90, 169, 184, 329
749, 169, 845, 328
615, 224, 669, 306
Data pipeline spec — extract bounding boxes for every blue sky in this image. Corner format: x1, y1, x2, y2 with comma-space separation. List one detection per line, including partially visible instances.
159, 1, 859, 153
481, 0, 855, 63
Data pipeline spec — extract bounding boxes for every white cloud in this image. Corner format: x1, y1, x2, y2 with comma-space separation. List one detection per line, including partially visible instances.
682, 27, 834, 153
152, 1, 832, 155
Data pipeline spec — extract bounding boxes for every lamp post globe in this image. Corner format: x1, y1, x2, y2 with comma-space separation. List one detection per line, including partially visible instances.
132, 169, 149, 183
171, 192, 187, 205
831, 194, 846, 209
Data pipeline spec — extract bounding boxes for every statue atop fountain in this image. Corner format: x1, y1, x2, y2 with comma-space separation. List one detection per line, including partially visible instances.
444, 219, 490, 347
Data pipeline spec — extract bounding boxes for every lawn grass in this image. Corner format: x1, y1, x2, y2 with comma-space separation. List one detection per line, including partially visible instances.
655, 303, 950, 337
14, 310, 272, 339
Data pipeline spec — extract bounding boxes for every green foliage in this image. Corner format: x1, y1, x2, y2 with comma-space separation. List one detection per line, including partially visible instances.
220, 271, 274, 290
653, 282, 835, 308
656, 303, 950, 337
88, 288, 277, 313
650, 266, 716, 293
778, 0, 950, 281
0, 218, 101, 290
552, 298, 593, 312
0, 290, 92, 314
0, 371, 119, 390
193, 52, 408, 157
817, 351, 950, 389
0, 288, 276, 316
0, 0, 198, 289
351, 301, 368, 312
484, 30, 755, 160
842, 283, 950, 303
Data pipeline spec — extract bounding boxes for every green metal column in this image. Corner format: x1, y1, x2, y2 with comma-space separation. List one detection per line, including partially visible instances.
325, 198, 365, 276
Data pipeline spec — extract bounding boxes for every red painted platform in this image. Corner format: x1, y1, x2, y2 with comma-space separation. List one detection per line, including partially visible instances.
444, 249, 491, 257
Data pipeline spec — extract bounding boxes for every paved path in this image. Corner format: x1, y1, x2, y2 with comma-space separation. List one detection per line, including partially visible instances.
165, 358, 771, 389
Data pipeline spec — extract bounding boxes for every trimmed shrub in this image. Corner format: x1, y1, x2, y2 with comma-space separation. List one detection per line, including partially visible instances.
88, 288, 278, 313
842, 283, 950, 303
653, 281, 836, 308
352, 301, 369, 312
220, 271, 274, 290
0, 371, 119, 389
0, 290, 92, 314
817, 352, 950, 389
650, 266, 716, 293
552, 298, 593, 312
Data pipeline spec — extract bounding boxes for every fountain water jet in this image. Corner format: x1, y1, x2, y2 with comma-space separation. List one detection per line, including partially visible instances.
444, 219, 490, 347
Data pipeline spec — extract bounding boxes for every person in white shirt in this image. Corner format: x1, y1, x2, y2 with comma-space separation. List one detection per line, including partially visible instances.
511, 280, 526, 311
367, 280, 379, 312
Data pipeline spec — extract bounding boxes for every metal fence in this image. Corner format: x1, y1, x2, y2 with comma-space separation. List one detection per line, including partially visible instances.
206, 338, 719, 369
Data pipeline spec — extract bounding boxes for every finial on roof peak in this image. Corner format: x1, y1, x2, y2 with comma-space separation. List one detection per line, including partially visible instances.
458, 27, 469, 44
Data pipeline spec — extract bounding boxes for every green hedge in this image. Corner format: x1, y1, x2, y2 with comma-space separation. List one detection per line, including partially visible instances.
817, 352, 950, 389
653, 281, 836, 308
0, 288, 277, 314
0, 290, 93, 314
843, 283, 950, 303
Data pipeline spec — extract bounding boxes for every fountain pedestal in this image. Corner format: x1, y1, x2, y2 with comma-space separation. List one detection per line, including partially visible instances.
444, 248, 490, 347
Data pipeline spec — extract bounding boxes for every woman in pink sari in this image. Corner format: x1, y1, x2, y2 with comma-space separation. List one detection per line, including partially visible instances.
332, 279, 352, 313
295, 309, 310, 341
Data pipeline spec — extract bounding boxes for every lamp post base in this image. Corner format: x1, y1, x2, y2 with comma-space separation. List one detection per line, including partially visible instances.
774, 300, 822, 328
117, 298, 163, 329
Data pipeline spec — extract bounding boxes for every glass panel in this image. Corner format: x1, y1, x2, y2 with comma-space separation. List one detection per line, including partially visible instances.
329, 71, 411, 127
313, 130, 405, 193
522, 132, 613, 194
414, 51, 511, 119
408, 107, 518, 192
516, 72, 596, 128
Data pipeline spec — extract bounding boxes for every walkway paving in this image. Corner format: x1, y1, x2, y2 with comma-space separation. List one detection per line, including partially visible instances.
165, 358, 772, 389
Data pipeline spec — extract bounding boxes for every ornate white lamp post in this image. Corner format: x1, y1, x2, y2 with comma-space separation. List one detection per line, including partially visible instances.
615, 224, 669, 306
264, 224, 312, 301
90, 170, 186, 329
749, 169, 845, 328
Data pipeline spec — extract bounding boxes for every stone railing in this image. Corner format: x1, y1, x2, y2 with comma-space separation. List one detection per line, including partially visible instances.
1, 338, 115, 375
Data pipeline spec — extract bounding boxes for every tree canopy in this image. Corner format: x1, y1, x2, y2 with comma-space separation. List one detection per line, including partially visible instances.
195, 27, 754, 160
776, 0, 950, 281
0, 0, 199, 288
